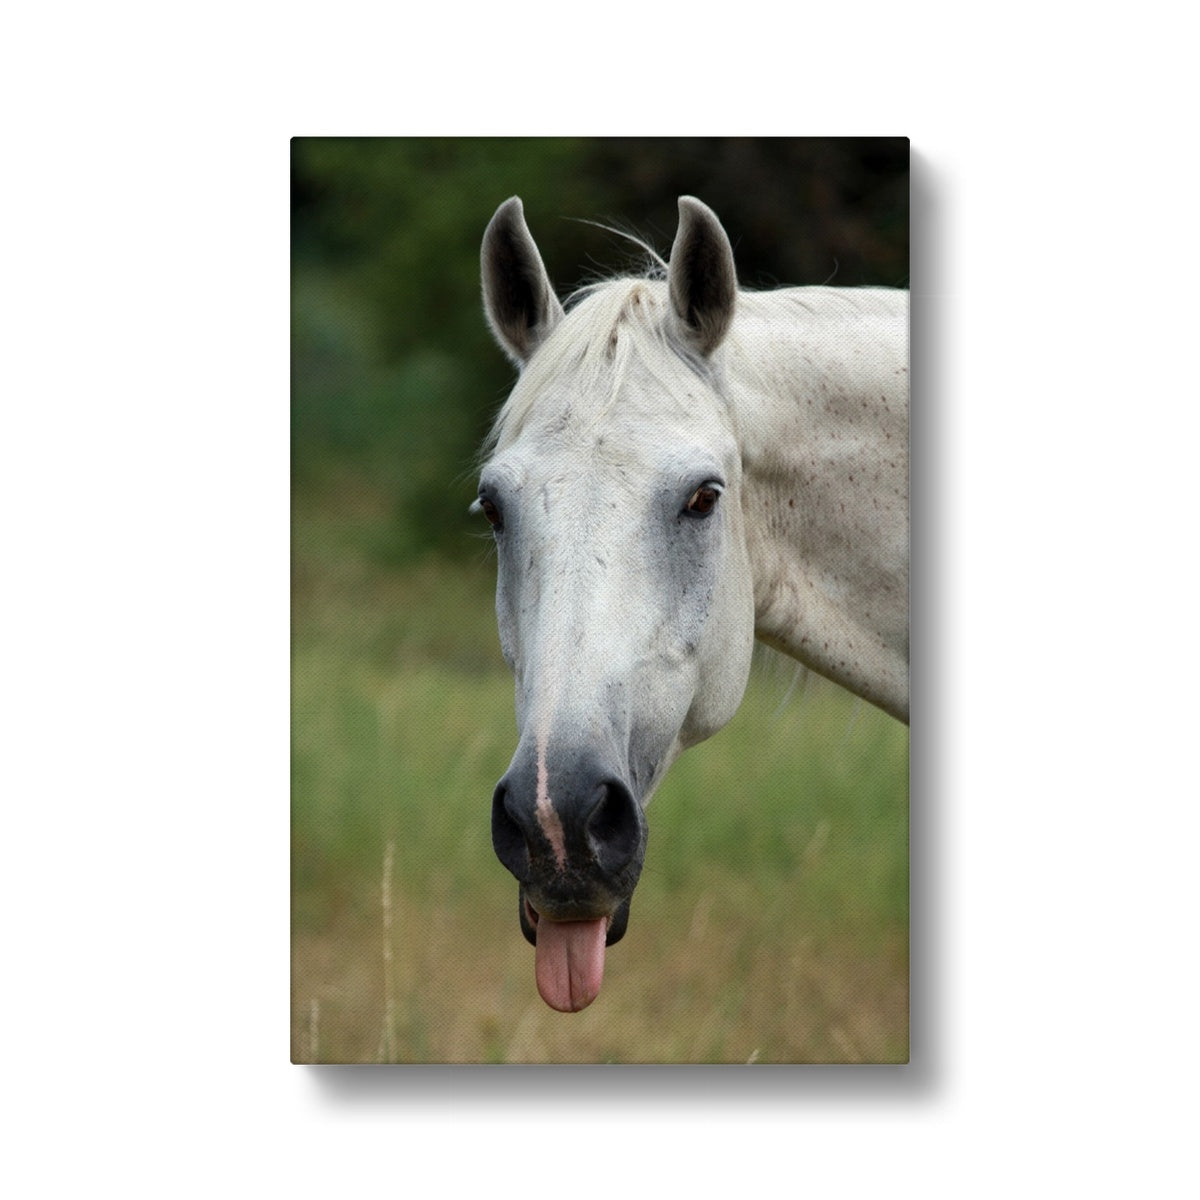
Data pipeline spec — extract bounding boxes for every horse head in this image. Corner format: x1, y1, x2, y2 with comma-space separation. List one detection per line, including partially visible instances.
478, 196, 756, 1010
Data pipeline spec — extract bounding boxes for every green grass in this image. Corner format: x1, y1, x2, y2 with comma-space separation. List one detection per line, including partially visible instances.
292, 480, 909, 1063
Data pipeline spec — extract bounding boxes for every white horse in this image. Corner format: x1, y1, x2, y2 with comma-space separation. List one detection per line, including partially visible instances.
477, 196, 908, 1011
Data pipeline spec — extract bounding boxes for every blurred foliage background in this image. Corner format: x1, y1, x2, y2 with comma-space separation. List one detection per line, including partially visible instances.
291, 138, 910, 1062
291, 137, 908, 563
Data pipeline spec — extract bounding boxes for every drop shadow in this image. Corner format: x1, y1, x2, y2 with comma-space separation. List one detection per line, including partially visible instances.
295, 145, 950, 1105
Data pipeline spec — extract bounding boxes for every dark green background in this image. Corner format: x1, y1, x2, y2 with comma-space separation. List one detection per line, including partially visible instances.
291, 137, 908, 563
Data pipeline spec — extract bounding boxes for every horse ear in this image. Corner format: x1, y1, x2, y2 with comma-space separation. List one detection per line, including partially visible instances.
668, 196, 737, 357
482, 197, 564, 366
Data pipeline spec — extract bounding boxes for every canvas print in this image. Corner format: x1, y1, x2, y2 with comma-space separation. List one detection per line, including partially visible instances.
292, 137, 909, 1062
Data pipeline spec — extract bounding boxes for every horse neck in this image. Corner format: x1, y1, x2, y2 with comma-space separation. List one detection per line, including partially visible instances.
725, 289, 910, 722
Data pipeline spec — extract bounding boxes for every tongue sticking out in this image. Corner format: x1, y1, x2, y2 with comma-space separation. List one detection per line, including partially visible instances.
534, 917, 608, 1012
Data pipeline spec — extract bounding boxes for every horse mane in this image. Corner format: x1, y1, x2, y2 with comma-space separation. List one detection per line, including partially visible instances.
482, 266, 906, 462
483, 275, 708, 458
566, 217, 669, 279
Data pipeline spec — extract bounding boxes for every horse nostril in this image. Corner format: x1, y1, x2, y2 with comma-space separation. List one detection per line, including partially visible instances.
491, 781, 529, 879
585, 781, 641, 874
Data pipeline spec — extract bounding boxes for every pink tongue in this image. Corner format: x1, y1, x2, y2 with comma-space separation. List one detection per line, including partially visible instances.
534, 917, 608, 1012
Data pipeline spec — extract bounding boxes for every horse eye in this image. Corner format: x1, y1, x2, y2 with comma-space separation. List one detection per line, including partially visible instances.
684, 485, 721, 518
480, 497, 503, 530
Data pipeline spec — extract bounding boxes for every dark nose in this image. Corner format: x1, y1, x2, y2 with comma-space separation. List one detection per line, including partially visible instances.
491, 764, 644, 889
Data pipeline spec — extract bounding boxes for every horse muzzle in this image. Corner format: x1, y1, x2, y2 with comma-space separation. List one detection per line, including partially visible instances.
491, 752, 647, 1010
491, 763, 647, 917
517, 889, 632, 948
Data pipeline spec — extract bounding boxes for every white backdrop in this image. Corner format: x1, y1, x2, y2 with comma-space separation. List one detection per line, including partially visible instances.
4, 4, 1195, 1196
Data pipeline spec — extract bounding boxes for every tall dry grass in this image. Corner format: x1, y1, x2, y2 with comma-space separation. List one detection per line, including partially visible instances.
291, 490, 908, 1062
